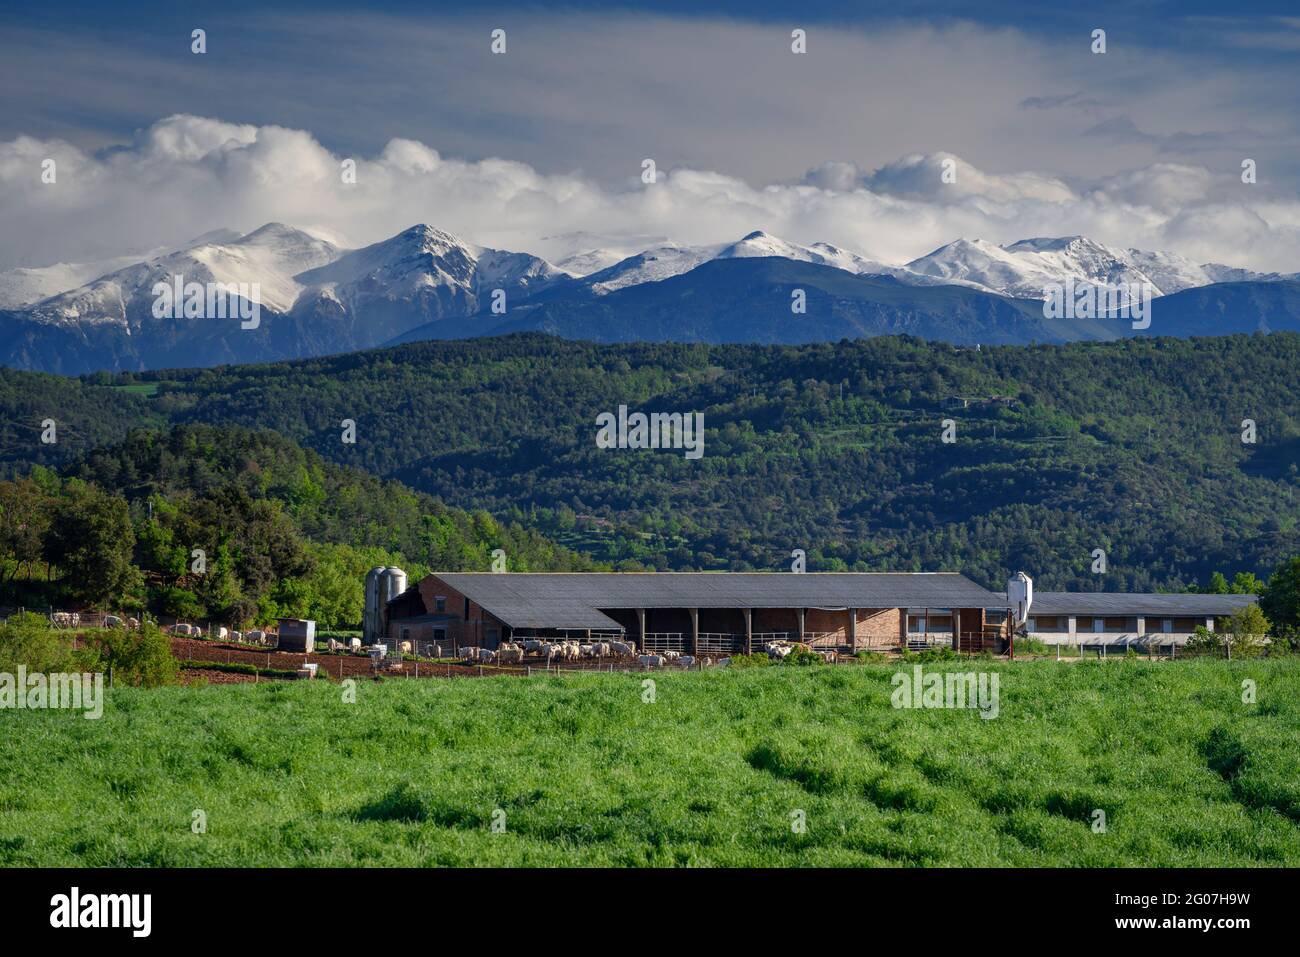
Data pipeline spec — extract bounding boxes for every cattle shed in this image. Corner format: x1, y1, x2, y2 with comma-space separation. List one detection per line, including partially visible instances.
383, 572, 1011, 655
1025, 592, 1258, 646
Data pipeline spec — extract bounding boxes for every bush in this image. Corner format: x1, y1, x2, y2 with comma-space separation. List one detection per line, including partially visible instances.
784, 647, 825, 666
0, 612, 98, 673
727, 653, 772, 668
1185, 625, 1223, 654
94, 622, 179, 687
902, 646, 959, 663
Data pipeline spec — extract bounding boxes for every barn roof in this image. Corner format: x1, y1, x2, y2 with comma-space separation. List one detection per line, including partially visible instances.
430, 572, 1004, 631
1031, 592, 1258, 616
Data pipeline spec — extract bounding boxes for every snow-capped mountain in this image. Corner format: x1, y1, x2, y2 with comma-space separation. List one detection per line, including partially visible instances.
580, 231, 907, 295
0, 253, 164, 310
901, 235, 1298, 300
554, 248, 634, 277
581, 241, 726, 294
903, 236, 1157, 299
26, 223, 341, 327
293, 224, 569, 318
0, 229, 246, 310
0, 222, 575, 372
3, 221, 1296, 374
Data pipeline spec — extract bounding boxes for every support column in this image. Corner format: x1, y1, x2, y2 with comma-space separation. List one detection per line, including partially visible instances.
1135, 616, 1145, 637
637, 608, 646, 651
1068, 615, 1077, 643
689, 607, 699, 655
848, 608, 857, 653
744, 608, 753, 655
796, 608, 805, 644
1205, 616, 1215, 632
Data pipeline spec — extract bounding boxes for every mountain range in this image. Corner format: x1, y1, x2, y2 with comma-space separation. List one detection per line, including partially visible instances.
1, 222, 1296, 373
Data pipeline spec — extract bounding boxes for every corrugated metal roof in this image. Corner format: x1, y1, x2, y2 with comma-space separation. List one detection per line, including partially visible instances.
1032, 592, 1258, 616
433, 572, 1004, 630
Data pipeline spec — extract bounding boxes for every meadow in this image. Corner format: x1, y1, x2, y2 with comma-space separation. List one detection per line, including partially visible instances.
1, 660, 1298, 867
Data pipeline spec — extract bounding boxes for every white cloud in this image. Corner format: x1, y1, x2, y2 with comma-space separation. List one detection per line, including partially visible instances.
0, 113, 1297, 276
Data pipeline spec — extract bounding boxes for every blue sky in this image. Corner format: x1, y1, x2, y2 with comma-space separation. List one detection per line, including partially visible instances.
1, 1, 1298, 272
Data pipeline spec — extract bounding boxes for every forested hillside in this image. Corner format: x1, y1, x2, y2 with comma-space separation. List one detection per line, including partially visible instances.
1, 332, 1298, 592
0, 424, 602, 625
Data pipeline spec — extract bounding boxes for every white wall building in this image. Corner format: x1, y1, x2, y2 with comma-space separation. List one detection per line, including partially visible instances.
1025, 593, 1258, 647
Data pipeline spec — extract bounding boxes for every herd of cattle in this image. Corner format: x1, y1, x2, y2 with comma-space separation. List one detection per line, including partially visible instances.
167, 622, 277, 645
453, 637, 837, 668
48, 613, 839, 669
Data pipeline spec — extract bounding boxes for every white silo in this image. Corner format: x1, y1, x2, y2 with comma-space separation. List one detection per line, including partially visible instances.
377, 567, 408, 644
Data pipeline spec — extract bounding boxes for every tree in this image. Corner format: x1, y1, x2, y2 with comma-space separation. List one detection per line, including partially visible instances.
43, 482, 142, 608
1226, 604, 1269, 658
1230, 572, 1265, 595
0, 479, 52, 587
1260, 556, 1300, 633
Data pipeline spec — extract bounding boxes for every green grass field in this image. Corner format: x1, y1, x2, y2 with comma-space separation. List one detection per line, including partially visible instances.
2, 661, 1297, 866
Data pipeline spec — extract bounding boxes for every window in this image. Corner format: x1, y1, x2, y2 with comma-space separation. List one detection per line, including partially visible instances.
434, 596, 446, 613
434, 628, 446, 642
464, 597, 470, 620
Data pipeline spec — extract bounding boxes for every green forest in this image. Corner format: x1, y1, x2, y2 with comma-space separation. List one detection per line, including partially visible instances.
0, 424, 601, 626
1, 332, 1298, 620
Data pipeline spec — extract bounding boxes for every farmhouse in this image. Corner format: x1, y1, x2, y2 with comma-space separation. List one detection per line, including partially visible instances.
376, 572, 1012, 656
1025, 592, 1258, 647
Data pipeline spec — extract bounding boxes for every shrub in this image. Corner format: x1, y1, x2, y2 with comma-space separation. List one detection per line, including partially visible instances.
784, 647, 825, 666
94, 622, 179, 687
902, 646, 959, 663
1185, 625, 1223, 654
855, 651, 889, 664
0, 612, 96, 673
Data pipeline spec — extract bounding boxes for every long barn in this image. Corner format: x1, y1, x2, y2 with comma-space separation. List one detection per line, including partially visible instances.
379, 572, 1012, 656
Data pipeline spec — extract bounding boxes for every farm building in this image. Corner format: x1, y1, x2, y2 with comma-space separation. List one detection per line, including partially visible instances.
376, 572, 1013, 656
1024, 593, 1258, 647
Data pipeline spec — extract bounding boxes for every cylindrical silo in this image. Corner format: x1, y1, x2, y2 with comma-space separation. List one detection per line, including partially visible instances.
377, 567, 407, 644
363, 565, 385, 644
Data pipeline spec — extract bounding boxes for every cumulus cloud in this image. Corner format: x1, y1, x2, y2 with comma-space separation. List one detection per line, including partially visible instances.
1, 113, 1297, 275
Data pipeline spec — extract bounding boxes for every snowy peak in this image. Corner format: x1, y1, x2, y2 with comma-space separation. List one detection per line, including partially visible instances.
581, 231, 899, 295
582, 242, 725, 294
293, 223, 568, 317
25, 223, 341, 323
907, 235, 1166, 299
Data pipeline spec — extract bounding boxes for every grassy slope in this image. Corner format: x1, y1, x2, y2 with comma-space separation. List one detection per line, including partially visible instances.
2, 661, 1297, 867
